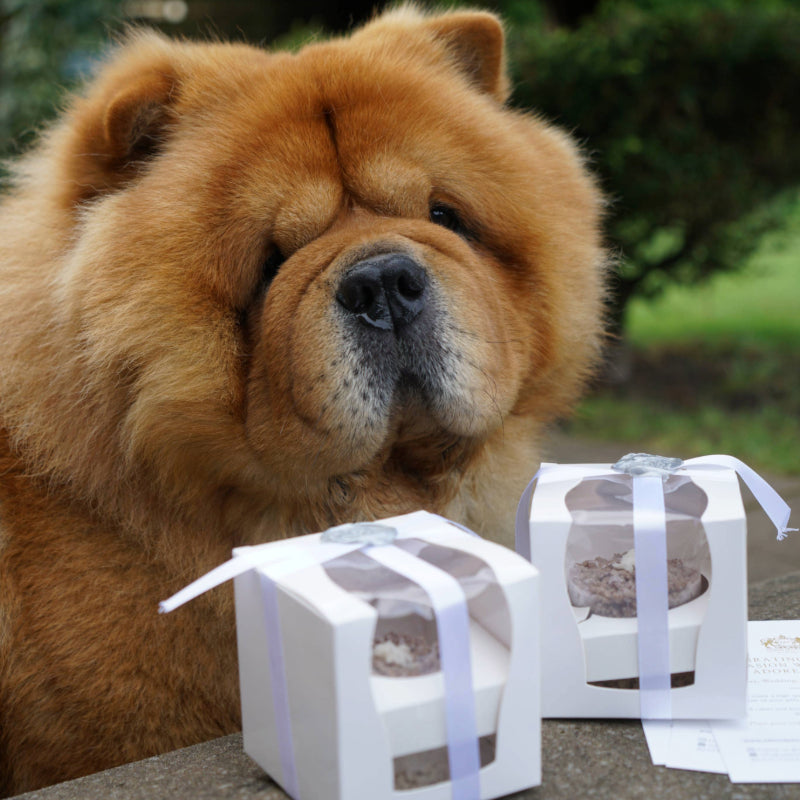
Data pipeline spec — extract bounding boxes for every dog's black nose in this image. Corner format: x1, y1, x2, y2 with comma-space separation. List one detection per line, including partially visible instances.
336, 254, 427, 331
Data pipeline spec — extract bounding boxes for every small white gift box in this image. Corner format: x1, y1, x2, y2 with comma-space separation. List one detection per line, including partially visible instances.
161, 510, 540, 800
515, 453, 793, 720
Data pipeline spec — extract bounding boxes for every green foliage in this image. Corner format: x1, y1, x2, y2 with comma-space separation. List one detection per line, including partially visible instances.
573, 390, 800, 475
507, 1, 800, 327
568, 189, 800, 474
570, 342, 800, 474
0, 0, 123, 165
627, 188, 800, 347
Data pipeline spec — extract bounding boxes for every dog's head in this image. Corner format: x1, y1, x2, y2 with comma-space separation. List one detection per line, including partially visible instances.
0, 8, 605, 538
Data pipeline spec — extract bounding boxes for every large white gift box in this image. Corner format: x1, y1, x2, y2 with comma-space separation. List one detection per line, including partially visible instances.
161, 510, 540, 800
515, 453, 793, 721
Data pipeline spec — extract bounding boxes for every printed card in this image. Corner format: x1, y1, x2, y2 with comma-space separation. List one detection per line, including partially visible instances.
711, 620, 800, 783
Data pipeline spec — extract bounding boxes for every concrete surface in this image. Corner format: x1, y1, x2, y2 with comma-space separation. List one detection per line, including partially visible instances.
12, 571, 800, 800
10, 432, 800, 800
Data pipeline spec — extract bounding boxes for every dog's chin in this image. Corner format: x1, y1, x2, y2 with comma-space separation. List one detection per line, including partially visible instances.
392, 372, 501, 439
246, 364, 499, 488
328, 368, 501, 473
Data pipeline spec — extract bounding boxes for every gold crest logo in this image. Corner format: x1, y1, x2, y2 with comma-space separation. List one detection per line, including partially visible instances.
761, 635, 800, 651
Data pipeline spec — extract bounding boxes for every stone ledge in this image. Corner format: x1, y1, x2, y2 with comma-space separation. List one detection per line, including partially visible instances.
12, 572, 800, 800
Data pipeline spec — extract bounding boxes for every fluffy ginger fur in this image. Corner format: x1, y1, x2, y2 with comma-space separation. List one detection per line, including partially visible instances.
0, 6, 605, 793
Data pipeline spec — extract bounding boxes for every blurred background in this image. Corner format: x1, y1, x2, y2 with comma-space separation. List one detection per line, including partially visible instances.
1, 0, 798, 479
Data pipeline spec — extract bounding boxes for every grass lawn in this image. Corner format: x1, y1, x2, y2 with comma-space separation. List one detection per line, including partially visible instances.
568, 192, 800, 475
627, 197, 800, 348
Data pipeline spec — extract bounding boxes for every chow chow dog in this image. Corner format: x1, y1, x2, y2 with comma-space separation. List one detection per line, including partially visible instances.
0, 5, 605, 793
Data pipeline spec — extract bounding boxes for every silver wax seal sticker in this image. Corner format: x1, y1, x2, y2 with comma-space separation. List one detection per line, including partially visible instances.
321, 521, 398, 546
612, 452, 683, 477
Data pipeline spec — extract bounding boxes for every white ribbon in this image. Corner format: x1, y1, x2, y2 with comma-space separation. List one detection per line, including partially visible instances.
632, 474, 672, 719
366, 546, 480, 798
515, 453, 794, 719
160, 513, 482, 800
258, 569, 300, 798
682, 455, 796, 540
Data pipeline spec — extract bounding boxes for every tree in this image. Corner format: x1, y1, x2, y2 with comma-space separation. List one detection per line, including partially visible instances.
0, 0, 128, 165
508, 2, 800, 330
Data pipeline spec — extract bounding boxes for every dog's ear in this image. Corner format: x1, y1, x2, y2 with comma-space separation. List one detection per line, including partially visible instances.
58, 31, 180, 203
358, 8, 509, 103
101, 70, 176, 166
422, 11, 509, 102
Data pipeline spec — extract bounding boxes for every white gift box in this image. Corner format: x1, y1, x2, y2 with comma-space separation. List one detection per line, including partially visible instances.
515, 454, 793, 720
162, 510, 540, 800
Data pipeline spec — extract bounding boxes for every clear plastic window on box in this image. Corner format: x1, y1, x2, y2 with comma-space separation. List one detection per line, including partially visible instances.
324, 539, 510, 789
565, 474, 711, 688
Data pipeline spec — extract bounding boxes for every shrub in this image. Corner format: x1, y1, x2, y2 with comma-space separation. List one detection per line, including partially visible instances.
0, 0, 123, 166
508, 1, 800, 329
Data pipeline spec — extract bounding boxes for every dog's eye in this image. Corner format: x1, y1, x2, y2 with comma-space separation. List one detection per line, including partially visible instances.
261, 246, 286, 288
429, 203, 466, 236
